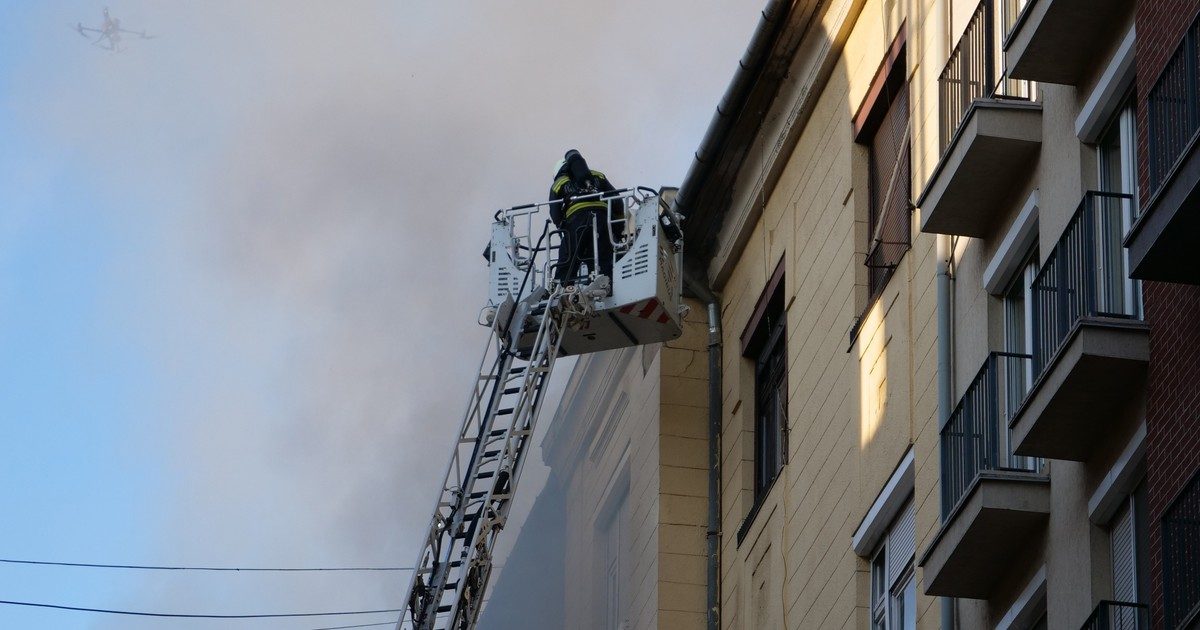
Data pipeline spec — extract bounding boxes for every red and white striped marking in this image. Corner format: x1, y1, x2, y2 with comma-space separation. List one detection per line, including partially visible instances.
618, 297, 672, 324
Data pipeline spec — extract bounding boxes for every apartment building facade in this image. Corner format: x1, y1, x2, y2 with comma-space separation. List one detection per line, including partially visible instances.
484, 0, 1200, 628
673, 0, 1200, 628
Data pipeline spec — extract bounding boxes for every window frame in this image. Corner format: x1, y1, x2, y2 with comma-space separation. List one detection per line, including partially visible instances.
594, 467, 631, 629
889, 565, 916, 630
864, 80, 912, 301
870, 547, 887, 630
1108, 479, 1148, 613
849, 28, 911, 345
736, 258, 788, 544
1001, 247, 1040, 472
1095, 93, 1143, 320
868, 498, 916, 630
752, 312, 787, 500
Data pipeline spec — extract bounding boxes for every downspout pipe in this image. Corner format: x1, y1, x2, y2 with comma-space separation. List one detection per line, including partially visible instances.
683, 269, 722, 630
672, 3, 786, 626
936, 233, 955, 630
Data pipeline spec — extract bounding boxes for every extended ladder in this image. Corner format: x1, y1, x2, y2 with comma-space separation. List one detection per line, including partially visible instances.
399, 283, 567, 630
399, 188, 683, 629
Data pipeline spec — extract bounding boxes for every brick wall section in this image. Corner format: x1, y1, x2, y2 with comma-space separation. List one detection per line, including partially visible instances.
1136, 2, 1200, 627
1143, 282, 1200, 628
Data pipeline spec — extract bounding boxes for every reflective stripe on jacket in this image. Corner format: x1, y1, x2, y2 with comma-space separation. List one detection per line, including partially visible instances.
550, 170, 613, 221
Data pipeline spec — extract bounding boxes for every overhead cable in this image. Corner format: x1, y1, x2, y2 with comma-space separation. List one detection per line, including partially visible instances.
0, 599, 402, 619
309, 622, 396, 630
0, 557, 413, 572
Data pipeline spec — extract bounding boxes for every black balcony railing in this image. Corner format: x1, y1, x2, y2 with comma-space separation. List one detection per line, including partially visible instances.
1147, 12, 1200, 197
940, 351, 1036, 518
1029, 192, 1139, 375
1079, 601, 1148, 630
938, 0, 1035, 154
1164, 471, 1200, 629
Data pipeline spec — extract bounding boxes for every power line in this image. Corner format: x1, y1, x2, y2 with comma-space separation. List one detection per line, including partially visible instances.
0, 599, 402, 619
311, 616, 448, 630
0, 558, 413, 572
309, 623, 396, 630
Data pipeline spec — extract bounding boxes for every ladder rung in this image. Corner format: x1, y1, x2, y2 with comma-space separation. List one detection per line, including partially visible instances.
475, 471, 494, 479
483, 449, 501, 457
488, 429, 507, 437
502, 387, 521, 395
437, 604, 452, 613
496, 407, 514, 415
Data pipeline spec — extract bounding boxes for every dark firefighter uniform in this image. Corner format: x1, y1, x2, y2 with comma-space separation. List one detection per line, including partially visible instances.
548, 150, 622, 286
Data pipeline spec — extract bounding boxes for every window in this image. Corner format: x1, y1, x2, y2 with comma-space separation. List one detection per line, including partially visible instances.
1002, 248, 1039, 359
597, 477, 630, 629
865, 78, 911, 300
870, 499, 916, 630
749, 281, 787, 500
1109, 481, 1148, 627
737, 260, 788, 542
1002, 248, 1039, 470
860, 47, 912, 304
1163, 471, 1200, 629
1098, 95, 1138, 201
1096, 95, 1142, 319
850, 33, 910, 343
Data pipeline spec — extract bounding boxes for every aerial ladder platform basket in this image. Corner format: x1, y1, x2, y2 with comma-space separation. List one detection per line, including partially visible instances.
399, 186, 685, 630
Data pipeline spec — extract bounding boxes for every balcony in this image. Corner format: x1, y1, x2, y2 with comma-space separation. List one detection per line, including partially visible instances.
1164, 472, 1200, 629
919, 352, 1050, 599
919, 0, 1040, 238
1004, 0, 1133, 85
1078, 601, 1148, 630
1127, 14, 1200, 285
1011, 192, 1148, 462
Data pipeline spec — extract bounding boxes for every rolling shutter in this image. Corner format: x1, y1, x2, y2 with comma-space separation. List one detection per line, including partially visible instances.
1111, 498, 1136, 603
887, 499, 916, 587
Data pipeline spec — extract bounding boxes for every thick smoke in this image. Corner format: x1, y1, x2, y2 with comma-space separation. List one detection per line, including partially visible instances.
5, 2, 757, 628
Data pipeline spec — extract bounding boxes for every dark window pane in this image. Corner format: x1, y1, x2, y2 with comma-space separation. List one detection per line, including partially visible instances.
752, 288, 787, 500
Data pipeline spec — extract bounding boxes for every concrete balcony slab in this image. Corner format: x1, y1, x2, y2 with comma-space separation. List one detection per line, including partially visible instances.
918, 100, 1042, 238
919, 471, 1050, 599
1127, 133, 1200, 284
1011, 319, 1149, 462
1004, 0, 1131, 85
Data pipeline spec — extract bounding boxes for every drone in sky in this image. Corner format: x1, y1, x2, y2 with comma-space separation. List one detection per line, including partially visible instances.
75, 7, 152, 51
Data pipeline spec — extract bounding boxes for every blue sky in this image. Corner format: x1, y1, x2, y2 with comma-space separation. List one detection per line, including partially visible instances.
0, 2, 760, 628
1, 3, 170, 626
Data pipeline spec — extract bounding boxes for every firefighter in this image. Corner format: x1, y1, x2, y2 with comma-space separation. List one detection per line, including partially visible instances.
548, 149, 621, 291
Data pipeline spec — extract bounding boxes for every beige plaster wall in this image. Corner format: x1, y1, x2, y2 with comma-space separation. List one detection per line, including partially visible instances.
547, 299, 710, 630
708, 0, 946, 627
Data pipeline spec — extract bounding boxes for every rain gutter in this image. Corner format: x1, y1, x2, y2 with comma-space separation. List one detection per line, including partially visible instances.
671, 0, 789, 228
